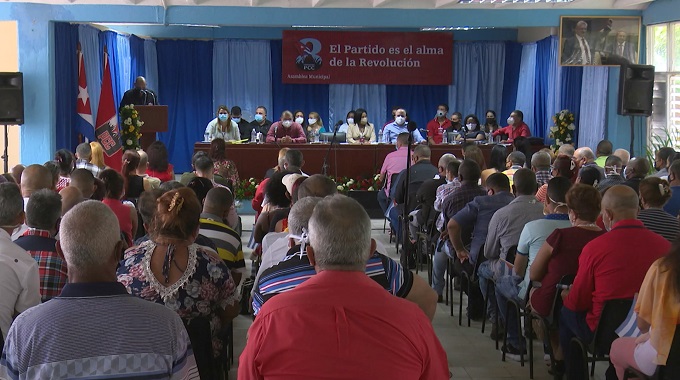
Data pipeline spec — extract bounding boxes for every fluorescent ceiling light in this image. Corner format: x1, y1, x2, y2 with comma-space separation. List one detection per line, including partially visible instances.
458, 0, 574, 3
421, 26, 495, 31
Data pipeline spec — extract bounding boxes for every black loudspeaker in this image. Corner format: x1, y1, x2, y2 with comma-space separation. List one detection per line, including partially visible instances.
0, 72, 24, 125
617, 64, 654, 116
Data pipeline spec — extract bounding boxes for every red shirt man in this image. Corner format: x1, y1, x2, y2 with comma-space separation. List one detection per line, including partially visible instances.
426, 104, 453, 144
492, 110, 531, 143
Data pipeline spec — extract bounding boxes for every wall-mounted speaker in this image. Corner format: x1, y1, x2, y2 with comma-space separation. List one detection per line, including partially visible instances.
617, 64, 654, 117
0, 72, 24, 125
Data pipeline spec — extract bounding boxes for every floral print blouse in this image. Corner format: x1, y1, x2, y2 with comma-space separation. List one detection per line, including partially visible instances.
213, 159, 240, 188
117, 240, 238, 357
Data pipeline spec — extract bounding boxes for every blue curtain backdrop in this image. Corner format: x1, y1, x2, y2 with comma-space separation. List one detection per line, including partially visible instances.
129, 34, 146, 86
143, 39, 159, 101
545, 37, 562, 144
99, 31, 131, 110
54, 23, 79, 151
560, 66, 584, 146
328, 85, 387, 128
578, 67, 609, 150
213, 40, 273, 123
270, 40, 329, 128
501, 41, 523, 120
157, 40, 214, 173
449, 41, 505, 120
79, 24, 102, 124
533, 36, 559, 140
515, 43, 537, 133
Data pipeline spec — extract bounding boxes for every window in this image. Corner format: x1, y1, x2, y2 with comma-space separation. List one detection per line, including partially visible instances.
647, 22, 680, 150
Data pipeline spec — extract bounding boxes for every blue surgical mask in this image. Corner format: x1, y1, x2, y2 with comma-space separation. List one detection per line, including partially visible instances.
232, 117, 241, 123
218, 114, 228, 121
254, 114, 264, 122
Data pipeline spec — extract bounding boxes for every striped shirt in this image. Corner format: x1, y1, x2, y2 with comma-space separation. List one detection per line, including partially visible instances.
14, 229, 67, 302
638, 208, 680, 243
252, 245, 413, 316
75, 159, 102, 177
0, 282, 198, 380
199, 214, 245, 273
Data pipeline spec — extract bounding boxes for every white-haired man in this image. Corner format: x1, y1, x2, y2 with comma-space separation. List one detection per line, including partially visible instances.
0, 201, 198, 379
574, 146, 605, 179
240, 195, 448, 379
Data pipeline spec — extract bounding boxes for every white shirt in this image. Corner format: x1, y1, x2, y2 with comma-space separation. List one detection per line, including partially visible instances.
0, 228, 41, 339
204, 118, 241, 142
10, 197, 29, 241
577, 36, 592, 64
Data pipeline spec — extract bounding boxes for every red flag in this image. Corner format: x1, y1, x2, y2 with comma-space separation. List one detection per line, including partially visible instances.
95, 47, 123, 172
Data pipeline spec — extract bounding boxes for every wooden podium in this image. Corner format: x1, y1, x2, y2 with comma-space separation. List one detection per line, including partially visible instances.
135, 105, 168, 150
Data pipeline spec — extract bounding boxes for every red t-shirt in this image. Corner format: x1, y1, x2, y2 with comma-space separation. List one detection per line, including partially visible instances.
426, 118, 452, 144
492, 123, 531, 142
146, 163, 174, 182
564, 219, 670, 331
102, 198, 133, 246
531, 226, 605, 317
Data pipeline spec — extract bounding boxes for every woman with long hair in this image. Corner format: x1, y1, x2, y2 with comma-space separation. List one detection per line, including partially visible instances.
306, 111, 325, 141
145, 141, 174, 182
99, 169, 138, 246
483, 110, 500, 135
89, 141, 108, 170
346, 108, 376, 144
204, 105, 240, 142
293, 110, 307, 130
208, 138, 240, 189
481, 145, 508, 187
456, 114, 486, 142
121, 150, 154, 200
54, 149, 75, 191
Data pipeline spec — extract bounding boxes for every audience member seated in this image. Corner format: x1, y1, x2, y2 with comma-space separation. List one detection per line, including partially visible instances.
481, 145, 508, 186
491, 110, 531, 143
652, 147, 676, 178
347, 108, 376, 144
377, 132, 410, 214
560, 185, 670, 377
199, 187, 245, 285
266, 173, 305, 233
74, 142, 102, 177
179, 151, 207, 185
205, 104, 241, 142
638, 177, 680, 242
43, 160, 60, 189
193, 155, 239, 229
69, 168, 96, 199
597, 155, 625, 193
664, 160, 680, 217
558, 144, 575, 158
610, 241, 680, 379
431, 160, 486, 300
433, 160, 462, 234
382, 108, 425, 144
282, 148, 305, 173
14, 190, 66, 303
527, 183, 604, 369
614, 148, 631, 170
449, 173, 514, 320
0, 183, 40, 340
502, 151, 526, 186
0, 200, 198, 379
54, 149, 75, 192
531, 151, 553, 186
249, 106, 273, 136
15, 164, 55, 239
495, 177, 571, 360
239, 195, 448, 379
121, 150, 154, 200
100, 169, 138, 247
426, 103, 451, 145
136, 149, 161, 188
574, 147, 605, 179
10, 164, 24, 185
208, 138, 240, 188
253, 148, 290, 220
576, 165, 602, 187
478, 169, 543, 341
89, 141, 109, 171
253, 171, 292, 245
266, 110, 307, 143
536, 154, 576, 203
623, 156, 650, 195
463, 144, 487, 171
59, 186, 85, 216
594, 139, 613, 167
117, 188, 240, 360
186, 177, 213, 204
457, 114, 486, 142
145, 141, 175, 182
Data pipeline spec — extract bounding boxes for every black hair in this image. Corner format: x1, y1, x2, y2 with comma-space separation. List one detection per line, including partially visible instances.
489, 145, 507, 172
486, 172, 511, 192
54, 149, 75, 176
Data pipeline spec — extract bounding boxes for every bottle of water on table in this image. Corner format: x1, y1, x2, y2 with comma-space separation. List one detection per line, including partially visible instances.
204, 132, 210, 142
251, 128, 256, 143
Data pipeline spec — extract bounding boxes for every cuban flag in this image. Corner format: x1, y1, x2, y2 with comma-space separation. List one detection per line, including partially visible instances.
76, 48, 95, 142
95, 46, 123, 172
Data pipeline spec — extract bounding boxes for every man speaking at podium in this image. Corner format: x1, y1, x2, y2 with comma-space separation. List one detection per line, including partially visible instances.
119, 76, 158, 110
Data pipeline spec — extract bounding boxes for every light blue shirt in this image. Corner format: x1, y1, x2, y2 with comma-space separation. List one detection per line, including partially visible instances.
381, 122, 425, 144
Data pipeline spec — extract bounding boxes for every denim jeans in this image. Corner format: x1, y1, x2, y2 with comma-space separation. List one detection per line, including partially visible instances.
559, 306, 594, 375
478, 260, 499, 321
495, 274, 524, 349
431, 239, 453, 295
377, 190, 390, 215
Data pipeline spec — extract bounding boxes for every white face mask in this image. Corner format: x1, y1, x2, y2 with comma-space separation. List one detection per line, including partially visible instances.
466, 123, 477, 130
282, 120, 292, 128
308, 118, 317, 125
295, 117, 304, 124
395, 116, 406, 125
346, 118, 354, 125
361, 117, 368, 124
507, 117, 515, 125
436, 110, 445, 118
446, 178, 454, 185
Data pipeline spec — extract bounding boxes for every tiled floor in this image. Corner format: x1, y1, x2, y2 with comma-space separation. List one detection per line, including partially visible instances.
230, 216, 608, 379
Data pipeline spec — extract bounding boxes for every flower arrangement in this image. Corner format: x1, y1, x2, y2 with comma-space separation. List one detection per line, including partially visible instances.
334, 174, 383, 193
119, 105, 144, 151
234, 178, 260, 200
548, 109, 576, 151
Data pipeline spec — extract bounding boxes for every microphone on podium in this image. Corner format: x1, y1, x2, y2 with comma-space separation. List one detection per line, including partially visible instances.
334, 120, 343, 131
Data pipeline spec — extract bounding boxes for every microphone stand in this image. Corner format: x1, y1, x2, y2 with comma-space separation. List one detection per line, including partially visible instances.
401, 127, 414, 268
321, 123, 340, 176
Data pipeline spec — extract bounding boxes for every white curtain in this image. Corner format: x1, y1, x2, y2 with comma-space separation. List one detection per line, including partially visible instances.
515, 42, 538, 129
578, 67, 609, 149
328, 84, 387, 128
143, 39, 159, 102
78, 24, 101, 123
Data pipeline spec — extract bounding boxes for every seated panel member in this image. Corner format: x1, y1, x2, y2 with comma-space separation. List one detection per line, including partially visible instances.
426, 103, 452, 145
456, 114, 486, 142
347, 108, 376, 144
249, 106, 273, 136
231, 106, 252, 139
382, 108, 425, 144
491, 110, 531, 143
205, 105, 241, 142
266, 110, 307, 143
338, 110, 355, 134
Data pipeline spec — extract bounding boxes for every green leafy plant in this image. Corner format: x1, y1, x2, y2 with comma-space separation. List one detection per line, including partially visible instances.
234, 178, 260, 200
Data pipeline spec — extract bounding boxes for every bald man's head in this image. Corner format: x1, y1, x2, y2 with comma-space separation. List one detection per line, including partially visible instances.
21, 164, 54, 197
296, 174, 338, 201
70, 169, 95, 199
601, 185, 639, 229
59, 186, 85, 216
624, 157, 650, 180
203, 187, 233, 217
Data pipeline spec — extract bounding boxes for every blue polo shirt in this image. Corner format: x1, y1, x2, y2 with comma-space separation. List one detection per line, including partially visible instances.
382, 122, 425, 144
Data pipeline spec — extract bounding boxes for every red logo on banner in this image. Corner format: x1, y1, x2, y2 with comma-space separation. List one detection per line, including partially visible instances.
282, 30, 453, 85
